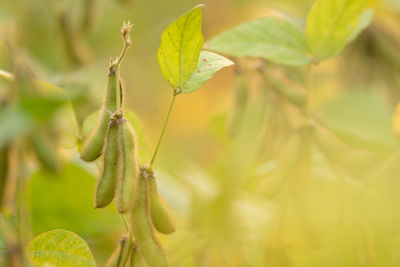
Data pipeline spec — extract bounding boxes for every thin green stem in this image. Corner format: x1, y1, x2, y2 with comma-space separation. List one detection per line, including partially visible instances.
120, 214, 129, 232
149, 93, 177, 167
306, 64, 313, 117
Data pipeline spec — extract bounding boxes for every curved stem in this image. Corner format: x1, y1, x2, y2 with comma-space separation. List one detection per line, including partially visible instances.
306, 64, 313, 117
120, 214, 129, 232
149, 93, 177, 167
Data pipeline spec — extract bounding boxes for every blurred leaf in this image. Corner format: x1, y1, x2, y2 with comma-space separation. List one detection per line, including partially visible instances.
82, 110, 150, 162
28, 229, 96, 267
26, 163, 120, 238
392, 101, 400, 141
35, 80, 80, 149
19, 93, 67, 122
207, 17, 310, 66
306, 0, 371, 61
0, 69, 79, 146
157, 5, 204, 90
315, 90, 399, 149
0, 107, 32, 147
182, 51, 233, 93
347, 9, 374, 43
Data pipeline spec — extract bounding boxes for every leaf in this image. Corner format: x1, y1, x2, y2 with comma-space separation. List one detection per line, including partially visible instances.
157, 5, 204, 90
0, 69, 80, 148
182, 51, 234, 93
28, 229, 96, 267
347, 9, 374, 43
0, 107, 32, 148
207, 17, 310, 66
315, 90, 399, 149
393, 102, 400, 141
306, 0, 371, 61
26, 163, 120, 237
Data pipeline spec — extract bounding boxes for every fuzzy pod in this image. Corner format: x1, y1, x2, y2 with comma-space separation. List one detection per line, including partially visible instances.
0, 146, 9, 208
260, 127, 308, 199
116, 119, 139, 213
148, 174, 176, 234
95, 121, 120, 209
31, 131, 60, 172
131, 170, 168, 267
265, 72, 307, 107
106, 235, 131, 267
80, 65, 118, 162
130, 245, 146, 267
311, 123, 349, 162
228, 74, 248, 137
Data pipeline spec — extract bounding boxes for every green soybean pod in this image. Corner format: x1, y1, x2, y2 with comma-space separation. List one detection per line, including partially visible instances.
131, 170, 168, 267
130, 245, 146, 267
31, 131, 60, 172
0, 146, 9, 208
95, 121, 120, 208
80, 65, 118, 162
116, 119, 139, 213
311, 123, 348, 159
259, 129, 305, 198
228, 73, 248, 137
265, 71, 307, 107
106, 235, 131, 267
148, 174, 176, 234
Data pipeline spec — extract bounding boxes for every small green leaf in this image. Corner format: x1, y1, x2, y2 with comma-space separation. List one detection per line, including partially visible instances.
306, 0, 372, 61
0, 107, 32, 148
157, 5, 204, 90
28, 229, 96, 267
207, 17, 310, 66
182, 51, 234, 93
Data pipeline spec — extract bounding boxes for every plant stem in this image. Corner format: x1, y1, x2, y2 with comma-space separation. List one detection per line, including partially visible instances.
306, 64, 313, 117
120, 214, 129, 232
149, 93, 177, 167
305, 63, 314, 118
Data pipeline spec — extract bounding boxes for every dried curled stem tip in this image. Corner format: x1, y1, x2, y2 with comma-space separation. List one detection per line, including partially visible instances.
112, 21, 133, 67
121, 21, 133, 45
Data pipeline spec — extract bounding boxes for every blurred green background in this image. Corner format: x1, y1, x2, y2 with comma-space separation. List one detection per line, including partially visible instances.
1, 0, 400, 266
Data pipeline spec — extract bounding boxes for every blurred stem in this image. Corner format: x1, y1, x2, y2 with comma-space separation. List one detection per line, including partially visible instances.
306, 64, 314, 117
120, 214, 129, 232
149, 93, 177, 167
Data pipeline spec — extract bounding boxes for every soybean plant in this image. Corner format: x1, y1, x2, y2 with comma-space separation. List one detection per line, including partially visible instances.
26, 5, 233, 267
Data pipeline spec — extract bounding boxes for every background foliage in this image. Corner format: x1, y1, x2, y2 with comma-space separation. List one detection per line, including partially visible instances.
1, 0, 400, 266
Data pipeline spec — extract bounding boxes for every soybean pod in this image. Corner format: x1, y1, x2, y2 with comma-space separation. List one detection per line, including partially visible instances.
130, 245, 146, 267
264, 71, 307, 107
116, 119, 139, 213
95, 118, 120, 209
131, 168, 168, 267
228, 72, 248, 137
80, 64, 118, 162
148, 173, 176, 234
259, 128, 306, 198
106, 235, 132, 267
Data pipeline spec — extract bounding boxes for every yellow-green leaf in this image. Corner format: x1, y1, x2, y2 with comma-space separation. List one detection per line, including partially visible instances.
182, 51, 234, 93
207, 17, 310, 66
306, 0, 372, 61
157, 5, 204, 90
28, 229, 96, 267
